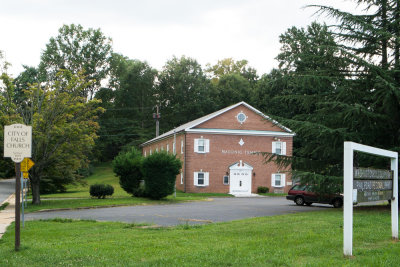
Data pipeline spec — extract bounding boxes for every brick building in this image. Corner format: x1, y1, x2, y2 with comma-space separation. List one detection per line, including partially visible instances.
141, 102, 295, 195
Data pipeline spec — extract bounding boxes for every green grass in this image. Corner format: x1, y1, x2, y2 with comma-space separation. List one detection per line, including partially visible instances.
24, 162, 231, 212
24, 195, 212, 213
0, 202, 9, 211
1, 207, 399, 266
39, 162, 129, 198
38, 163, 233, 199
258, 192, 287, 197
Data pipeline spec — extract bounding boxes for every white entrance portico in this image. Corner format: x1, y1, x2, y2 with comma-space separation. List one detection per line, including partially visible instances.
229, 160, 253, 195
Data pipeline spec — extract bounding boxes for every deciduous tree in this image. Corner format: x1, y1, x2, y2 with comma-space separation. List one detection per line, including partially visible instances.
22, 70, 103, 203
39, 24, 113, 99
156, 56, 217, 132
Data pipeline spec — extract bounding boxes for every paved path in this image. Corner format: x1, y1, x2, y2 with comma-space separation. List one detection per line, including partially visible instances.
0, 194, 15, 238
26, 197, 331, 226
0, 179, 15, 204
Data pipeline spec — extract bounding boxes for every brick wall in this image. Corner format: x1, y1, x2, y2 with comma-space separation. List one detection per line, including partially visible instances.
184, 133, 293, 193
141, 103, 294, 194
195, 105, 286, 132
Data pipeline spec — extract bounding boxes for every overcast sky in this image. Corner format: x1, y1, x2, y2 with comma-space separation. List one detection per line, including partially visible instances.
1, 0, 360, 77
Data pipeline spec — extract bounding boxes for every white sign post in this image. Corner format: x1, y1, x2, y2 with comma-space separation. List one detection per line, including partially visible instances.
344, 142, 398, 256
3, 123, 32, 251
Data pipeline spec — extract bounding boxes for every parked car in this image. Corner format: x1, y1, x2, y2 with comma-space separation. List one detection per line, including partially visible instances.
286, 184, 343, 208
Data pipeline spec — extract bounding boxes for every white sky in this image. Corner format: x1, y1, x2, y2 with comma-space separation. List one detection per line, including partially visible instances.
0, 0, 360, 77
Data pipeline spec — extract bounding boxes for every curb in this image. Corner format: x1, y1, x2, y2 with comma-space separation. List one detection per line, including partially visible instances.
1, 193, 14, 206
0, 194, 15, 239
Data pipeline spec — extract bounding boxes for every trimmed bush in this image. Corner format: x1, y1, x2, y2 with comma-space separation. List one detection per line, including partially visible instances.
257, 186, 269, 193
113, 147, 144, 197
90, 184, 114, 199
142, 151, 182, 200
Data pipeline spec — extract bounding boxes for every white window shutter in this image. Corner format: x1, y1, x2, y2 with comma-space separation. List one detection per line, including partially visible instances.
272, 142, 276, 153
194, 139, 199, 153
205, 139, 210, 153
282, 142, 287, 155
205, 172, 209, 186
282, 174, 286, 186
194, 172, 198, 186
271, 174, 275, 187
181, 139, 184, 154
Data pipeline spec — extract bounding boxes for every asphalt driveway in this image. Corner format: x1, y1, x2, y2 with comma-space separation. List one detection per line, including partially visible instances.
26, 197, 332, 226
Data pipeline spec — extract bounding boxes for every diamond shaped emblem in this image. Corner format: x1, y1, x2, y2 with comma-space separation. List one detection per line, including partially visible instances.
238, 138, 244, 146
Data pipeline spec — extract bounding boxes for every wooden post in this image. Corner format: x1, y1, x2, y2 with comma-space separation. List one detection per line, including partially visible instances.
15, 163, 21, 251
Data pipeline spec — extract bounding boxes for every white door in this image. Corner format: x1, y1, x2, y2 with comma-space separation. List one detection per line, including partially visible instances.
229, 161, 253, 195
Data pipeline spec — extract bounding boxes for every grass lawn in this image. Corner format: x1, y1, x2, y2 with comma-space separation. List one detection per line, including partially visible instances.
24, 195, 215, 213
25, 162, 232, 212
258, 192, 287, 197
1, 207, 399, 266
39, 163, 130, 198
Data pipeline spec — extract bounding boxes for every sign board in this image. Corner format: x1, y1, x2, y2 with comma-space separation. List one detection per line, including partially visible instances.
21, 158, 35, 172
353, 167, 393, 203
343, 142, 398, 257
22, 172, 29, 179
3, 124, 32, 163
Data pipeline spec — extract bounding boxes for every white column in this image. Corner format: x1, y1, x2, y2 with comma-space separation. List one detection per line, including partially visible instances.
391, 157, 399, 240
343, 142, 353, 256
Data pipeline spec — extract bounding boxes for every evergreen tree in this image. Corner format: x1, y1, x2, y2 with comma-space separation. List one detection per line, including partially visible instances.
261, 2, 400, 193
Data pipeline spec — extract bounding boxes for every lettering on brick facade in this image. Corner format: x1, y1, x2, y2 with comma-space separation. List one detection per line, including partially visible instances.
221, 149, 260, 155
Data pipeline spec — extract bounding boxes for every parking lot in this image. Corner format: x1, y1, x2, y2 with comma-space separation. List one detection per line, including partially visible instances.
26, 196, 330, 226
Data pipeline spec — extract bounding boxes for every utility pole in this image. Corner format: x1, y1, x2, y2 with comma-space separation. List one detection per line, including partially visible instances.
153, 105, 160, 137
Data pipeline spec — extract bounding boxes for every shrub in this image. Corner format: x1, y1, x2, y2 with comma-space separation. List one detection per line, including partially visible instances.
90, 184, 114, 199
142, 152, 182, 200
257, 186, 269, 193
113, 147, 144, 197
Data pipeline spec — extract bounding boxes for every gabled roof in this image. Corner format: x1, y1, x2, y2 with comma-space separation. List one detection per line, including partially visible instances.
141, 101, 294, 146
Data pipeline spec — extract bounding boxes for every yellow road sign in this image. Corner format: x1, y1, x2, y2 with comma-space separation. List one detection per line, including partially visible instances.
21, 158, 34, 172
22, 172, 29, 178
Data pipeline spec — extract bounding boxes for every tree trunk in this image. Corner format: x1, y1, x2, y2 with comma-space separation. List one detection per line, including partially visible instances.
395, 0, 400, 83
31, 179, 41, 205
381, 0, 389, 69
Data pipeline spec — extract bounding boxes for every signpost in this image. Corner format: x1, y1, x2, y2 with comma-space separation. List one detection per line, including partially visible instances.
20, 158, 34, 227
353, 167, 393, 203
3, 124, 32, 251
343, 142, 398, 256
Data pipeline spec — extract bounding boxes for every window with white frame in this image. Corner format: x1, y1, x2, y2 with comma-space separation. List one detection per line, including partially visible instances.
194, 138, 210, 153
271, 173, 286, 187
149, 149, 152, 155
144, 151, 147, 157
161, 146, 164, 151
166, 144, 169, 153
156, 147, 158, 152
223, 175, 229, 185
272, 141, 286, 155
194, 171, 209, 186
181, 139, 184, 154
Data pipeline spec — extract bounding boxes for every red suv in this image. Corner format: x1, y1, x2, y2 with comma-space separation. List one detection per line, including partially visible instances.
286, 184, 343, 208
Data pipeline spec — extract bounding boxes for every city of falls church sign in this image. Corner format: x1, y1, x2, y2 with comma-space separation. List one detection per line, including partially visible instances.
4, 124, 32, 163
